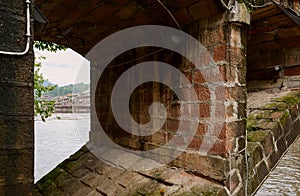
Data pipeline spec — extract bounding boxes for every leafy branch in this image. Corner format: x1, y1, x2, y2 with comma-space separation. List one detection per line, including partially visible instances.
34, 41, 68, 121
34, 57, 57, 122
34, 41, 67, 52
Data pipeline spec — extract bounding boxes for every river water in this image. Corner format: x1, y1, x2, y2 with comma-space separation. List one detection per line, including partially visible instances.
35, 114, 300, 194
34, 113, 89, 182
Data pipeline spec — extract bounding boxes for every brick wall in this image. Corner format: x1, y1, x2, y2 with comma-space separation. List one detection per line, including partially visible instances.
91, 10, 249, 195
0, 1, 34, 195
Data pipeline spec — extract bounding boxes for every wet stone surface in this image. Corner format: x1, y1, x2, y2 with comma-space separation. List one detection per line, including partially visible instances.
256, 136, 300, 196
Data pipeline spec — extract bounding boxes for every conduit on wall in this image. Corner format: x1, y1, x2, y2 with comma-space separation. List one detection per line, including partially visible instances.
0, 0, 31, 55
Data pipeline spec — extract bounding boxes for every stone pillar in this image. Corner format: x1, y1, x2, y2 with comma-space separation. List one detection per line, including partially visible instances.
0, 1, 34, 195
170, 2, 250, 195
90, 1, 250, 195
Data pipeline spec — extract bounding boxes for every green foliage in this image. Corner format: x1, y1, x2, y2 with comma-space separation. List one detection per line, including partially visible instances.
45, 83, 89, 97
34, 41, 67, 52
34, 58, 57, 122
33, 41, 68, 121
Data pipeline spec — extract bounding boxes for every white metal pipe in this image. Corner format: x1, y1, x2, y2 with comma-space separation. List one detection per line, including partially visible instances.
0, 0, 31, 55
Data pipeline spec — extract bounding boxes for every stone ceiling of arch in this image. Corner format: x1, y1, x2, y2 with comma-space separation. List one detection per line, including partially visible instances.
34, 0, 223, 55
248, 3, 300, 54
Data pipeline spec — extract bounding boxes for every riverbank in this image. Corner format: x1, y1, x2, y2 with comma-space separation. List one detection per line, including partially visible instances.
247, 89, 300, 195
256, 136, 300, 195
34, 90, 300, 195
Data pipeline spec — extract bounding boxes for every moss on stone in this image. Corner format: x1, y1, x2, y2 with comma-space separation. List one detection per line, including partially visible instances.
128, 181, 164, 196
246, 122, 259, 132
68, 145, 88, 161
279, 110, 290, 125
246, 115, 259, 132
191, 185, 222, 196
273, 91, 300, 106
246, 142, 259, 153
252, 98, 294, 131
263, 102, 288, 110
255, 113, 266, 119
36, 179, 57, 194
247, 130, 268, 142
36, 167, 65, 185
56, 146, 89, 173
33, 189, 43, 196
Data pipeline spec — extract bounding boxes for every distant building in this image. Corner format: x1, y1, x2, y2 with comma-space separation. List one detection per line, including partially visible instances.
54, 91, 90, 113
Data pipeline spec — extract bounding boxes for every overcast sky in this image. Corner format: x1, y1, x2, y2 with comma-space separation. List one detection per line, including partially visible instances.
34, 48, 90, 86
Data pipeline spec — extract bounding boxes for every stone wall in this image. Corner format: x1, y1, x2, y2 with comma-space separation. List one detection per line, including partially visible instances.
0, 0, 34, 195
91, 5, 250, 194
246, 90, 300, 194
247, 1, 300, 90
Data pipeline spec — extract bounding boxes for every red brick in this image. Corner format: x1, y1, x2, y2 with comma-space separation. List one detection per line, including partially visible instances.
209, 139, 227, 156
195, 123, 207, 137
215, 102, 226, 119
284, 66, 300, 76
188, 136, 203, 150
229, 47, 245, 65
183, 71, 193, 83
180, 61, 193, 71
195, 85, 211, 102
216, 122, 227, 140
170, 103, 181, 118
193, 70, 205, 85
213, 45, 226, 62
199, 103, 210, 118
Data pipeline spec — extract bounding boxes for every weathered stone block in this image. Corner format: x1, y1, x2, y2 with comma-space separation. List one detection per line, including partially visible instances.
255, 160, 269, 183
0, 149, 33, 185
0, 183, 33, 196
285, 129, 299, 147
0, 116, 33, 149
0, 10, 27, 52
172, 152, 227, 182
247, 142, 264, 168
0, 55, 33, 83
247, 130, 274, 157
247, 173, 260, 195
0, 85, 33, 116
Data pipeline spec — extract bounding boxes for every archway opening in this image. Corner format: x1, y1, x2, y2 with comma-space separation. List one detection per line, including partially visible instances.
33, 45, 90, 182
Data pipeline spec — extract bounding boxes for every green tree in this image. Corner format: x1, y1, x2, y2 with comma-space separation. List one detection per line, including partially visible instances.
34, 41, 67, 52
34, 41, 67, 121
34, 57, 57, 122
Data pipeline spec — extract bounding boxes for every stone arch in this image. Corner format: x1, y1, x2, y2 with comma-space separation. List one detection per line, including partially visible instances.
1, 0, 252, 195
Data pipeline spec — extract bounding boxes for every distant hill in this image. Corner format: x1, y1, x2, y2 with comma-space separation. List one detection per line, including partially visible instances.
45, 82, 89, 97
43, 80, 55, 87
